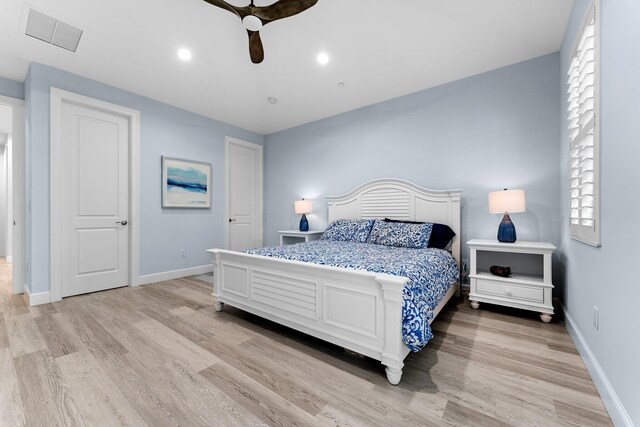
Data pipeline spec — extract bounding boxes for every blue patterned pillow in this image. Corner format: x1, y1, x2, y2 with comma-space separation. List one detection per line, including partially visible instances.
367, 220, 433, 249
384, 218, 456, 249
321, 219, 374, 243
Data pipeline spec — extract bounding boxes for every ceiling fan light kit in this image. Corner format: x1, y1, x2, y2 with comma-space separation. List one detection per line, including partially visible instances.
202, 0, 318, 63
242, 15, 263, 31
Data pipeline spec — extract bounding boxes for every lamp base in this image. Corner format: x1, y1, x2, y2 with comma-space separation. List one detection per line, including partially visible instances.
497, 213, 517, 243
299, 214, 309, 232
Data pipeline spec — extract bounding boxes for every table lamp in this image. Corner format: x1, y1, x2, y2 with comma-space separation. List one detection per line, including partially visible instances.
488, 189, 526, 243
295, 199, 312, 232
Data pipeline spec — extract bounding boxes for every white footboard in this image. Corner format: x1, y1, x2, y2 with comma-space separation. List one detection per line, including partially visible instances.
207, 248, 412, 384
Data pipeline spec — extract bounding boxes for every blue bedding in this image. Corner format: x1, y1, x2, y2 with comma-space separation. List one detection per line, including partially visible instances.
243, 240, 459, 351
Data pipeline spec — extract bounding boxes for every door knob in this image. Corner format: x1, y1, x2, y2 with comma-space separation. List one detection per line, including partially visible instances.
229, 218, 236, 223
117, 220, 128, 226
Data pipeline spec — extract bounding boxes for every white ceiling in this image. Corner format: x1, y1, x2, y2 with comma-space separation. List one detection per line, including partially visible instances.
0, 0, 574, 135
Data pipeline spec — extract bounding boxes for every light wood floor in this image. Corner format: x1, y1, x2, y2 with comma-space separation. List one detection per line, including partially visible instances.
0, 259, 611, 426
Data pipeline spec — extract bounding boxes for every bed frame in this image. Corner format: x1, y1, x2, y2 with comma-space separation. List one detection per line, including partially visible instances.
207, 178, 462, 384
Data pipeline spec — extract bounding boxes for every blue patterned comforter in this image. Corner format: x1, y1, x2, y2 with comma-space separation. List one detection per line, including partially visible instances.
243, 240, 459, 351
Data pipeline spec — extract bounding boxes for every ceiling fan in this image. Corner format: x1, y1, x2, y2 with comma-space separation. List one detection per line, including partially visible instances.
202, 0, 318, 64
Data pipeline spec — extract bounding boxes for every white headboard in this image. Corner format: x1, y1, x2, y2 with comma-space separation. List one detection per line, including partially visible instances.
326, 178, 462, 264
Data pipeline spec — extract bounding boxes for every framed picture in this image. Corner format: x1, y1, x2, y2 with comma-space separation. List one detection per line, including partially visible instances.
162, 156, 211, 208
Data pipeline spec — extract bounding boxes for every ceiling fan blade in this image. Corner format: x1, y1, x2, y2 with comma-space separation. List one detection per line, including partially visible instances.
201, 0, 248, 19
248, 30, 264, 64
254, 0, 318, 23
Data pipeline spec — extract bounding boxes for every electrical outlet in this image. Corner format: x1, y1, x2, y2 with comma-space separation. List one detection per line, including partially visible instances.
593, 306, 599, 330
180, 249, 187, 259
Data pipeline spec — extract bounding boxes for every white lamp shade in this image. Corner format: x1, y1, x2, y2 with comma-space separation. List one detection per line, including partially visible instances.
294, 199, 312, 215
488, 189, 526, 214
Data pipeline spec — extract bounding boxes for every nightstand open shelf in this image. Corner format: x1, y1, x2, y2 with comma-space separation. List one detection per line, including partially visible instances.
467, 239, 556, 322
278, 230, 323, 245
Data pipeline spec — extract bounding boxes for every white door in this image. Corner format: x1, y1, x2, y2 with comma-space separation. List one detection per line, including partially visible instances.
61, 102, 130, 297
226, 138, 263, 251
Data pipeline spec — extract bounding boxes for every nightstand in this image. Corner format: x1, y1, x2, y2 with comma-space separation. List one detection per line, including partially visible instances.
278, 230, 324, 246
467, 239, 556, 322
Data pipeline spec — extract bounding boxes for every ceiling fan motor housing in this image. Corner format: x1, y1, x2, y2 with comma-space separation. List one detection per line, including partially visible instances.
204, 0, 319, 63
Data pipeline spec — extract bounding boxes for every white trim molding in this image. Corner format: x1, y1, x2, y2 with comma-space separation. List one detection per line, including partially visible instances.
562, 304, 634, 427
49, 88, 141, 301
22, 286, 51, 306
137, 265, 213, 286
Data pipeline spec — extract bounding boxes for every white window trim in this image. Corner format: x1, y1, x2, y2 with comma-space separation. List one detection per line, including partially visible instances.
567, 0, 601, 247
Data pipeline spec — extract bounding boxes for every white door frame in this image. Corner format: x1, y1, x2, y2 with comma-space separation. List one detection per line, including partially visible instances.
224, 136, 263, 250
50, 88, 141, 302
0, 94, 25, 295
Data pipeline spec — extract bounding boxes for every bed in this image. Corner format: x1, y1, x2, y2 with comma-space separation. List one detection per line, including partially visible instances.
207, 178, 462, 385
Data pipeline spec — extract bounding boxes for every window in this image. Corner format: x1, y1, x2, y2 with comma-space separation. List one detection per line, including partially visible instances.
567, 1, 600, 246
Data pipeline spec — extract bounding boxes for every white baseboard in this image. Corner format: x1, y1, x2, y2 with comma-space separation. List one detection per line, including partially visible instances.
562, 304, 635, 427
23, 285, 51, 307
19, 266, 212, 305
6, 255, 13, 263
136, 265, 213, 286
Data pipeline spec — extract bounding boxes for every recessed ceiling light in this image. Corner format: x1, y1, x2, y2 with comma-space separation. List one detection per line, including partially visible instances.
177, 48, 192, 61
317, 52, 329, 65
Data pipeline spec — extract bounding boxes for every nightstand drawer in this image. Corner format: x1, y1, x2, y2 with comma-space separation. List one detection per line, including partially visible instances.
475, 279, 543, 303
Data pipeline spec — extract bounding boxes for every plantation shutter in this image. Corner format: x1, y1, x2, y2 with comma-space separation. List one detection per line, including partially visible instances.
567, 3, 600, 246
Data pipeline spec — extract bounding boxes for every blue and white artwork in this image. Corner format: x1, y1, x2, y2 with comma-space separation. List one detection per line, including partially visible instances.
162, 157, 211, 208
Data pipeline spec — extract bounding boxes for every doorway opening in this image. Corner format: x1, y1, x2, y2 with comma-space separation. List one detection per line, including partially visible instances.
0, 105, 13, 300
0, 96, 24, 297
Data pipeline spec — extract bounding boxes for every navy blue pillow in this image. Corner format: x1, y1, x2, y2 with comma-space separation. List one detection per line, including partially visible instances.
383, 218, 456, 249
428, 223, 457, 249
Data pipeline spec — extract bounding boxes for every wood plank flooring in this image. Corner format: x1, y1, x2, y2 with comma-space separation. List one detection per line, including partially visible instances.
0, 260, 612, 426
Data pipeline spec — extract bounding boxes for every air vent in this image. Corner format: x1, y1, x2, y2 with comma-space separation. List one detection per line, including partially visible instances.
25, 8, 83, 52
51, 21, 83, 52
24, 9, 56, 43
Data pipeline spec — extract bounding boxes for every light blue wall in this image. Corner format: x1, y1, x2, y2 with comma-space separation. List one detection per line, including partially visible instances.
0, 76, 24, 100
25, 63, 264, 293
560, 0, 640, 425
265, 53, 562, 286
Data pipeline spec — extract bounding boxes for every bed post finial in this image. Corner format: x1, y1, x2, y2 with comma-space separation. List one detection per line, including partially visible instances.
207, 249, 224, 312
